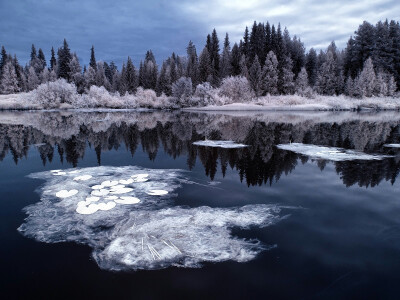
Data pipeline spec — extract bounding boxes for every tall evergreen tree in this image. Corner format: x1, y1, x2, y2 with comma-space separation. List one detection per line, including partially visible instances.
262, 51, 279, 95
125, 56, 138, 93
306, 48, 318, 86
198, 47, 212, 83
50, 47, 57, 71
89, 45, 97, 71
220, 33, 231, 78
0, 61, 20, 94
57, 39, 72, 80
230, 43, 241, 76
186, 41, 199, 86
248, 55, 262, 96
279, 55, 295, 94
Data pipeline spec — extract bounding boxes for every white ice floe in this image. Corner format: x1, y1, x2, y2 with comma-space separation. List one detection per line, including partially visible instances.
110, 187, 133, 194
91, 185, 103, 190
91, 189, 110, 196
55, 190, 78, 198
146, 190, 168, 196
101, 180, 119, 187
131, 174, 149, 182
276, 143, 392, 161
193, 140, 248, 149
114, 196, 141, 204
383, 144, 400, 148
69, 170, 80, 174
53, 171, 67, 176
73, 175, 92, 181
18, 165, 280, 271
119, 179, 134, 185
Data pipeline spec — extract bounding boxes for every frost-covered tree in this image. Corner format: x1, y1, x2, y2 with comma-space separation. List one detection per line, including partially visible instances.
248, 55, 262, 96
49, 69, 57, 82
68, 55, 84, 93
262, 51, 279, 95
139, 50, 157, 90
295, 67, 310, 96
356, 57, 376, 97
239, 54, 249, 79
84, 66, 96, 89
0, 61, 20, 94
279, 55, 295, 94
345, 76, 355, 97
219, 76, 253, 102
315, 51, 337, 95
172, 77, 192, 106
95, 62, 110, 89
27, 66, 40, 91
40, 68, 50, 84
306, 48, 318, 86
194, 82, 213, 103
156, 61, 171, 96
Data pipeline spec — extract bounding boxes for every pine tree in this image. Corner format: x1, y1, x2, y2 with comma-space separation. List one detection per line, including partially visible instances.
306, 48, 318, 86
186, 41, 199, 86
220, 33, 231, 78
30, 44, 37, 61
27, 66, 39, 90
209, 29, 220, 85
84, 66, 96, 89
57, 39, 72, 80
0, 61, 20, 94
0, 46, 7, 74
248, 55, 262, 96
315, 51, 337, 95
239, 54, 249, 78
262, 51, 279, 95
295, 67, 309, 95
230, 43, 241, 76
125, 56, 138, 93
242, 26, 250, 56
198, 47, 212, 83
69, 54, 84, 92
89, 45, 97, 71
50, 47, 57, 71
356, 57, 376, 97
279, 55, 295, 94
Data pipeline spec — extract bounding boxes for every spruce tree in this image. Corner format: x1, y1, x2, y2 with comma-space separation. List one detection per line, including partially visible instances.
230, 43, 241, 76
279, 55, 295, 94
262, 51, 279, 95
315, 51, 338, 95
89, 45, 97, 71
57, 39, 72, 80
306, 48, 318, 86
198, 47, 212, 83
125, 56, 138, 93
186, 41, 199, 86
50, 47, 57, 71
220, 33, 231, 78
248, 55, 262, 96
0, 61, 20, 94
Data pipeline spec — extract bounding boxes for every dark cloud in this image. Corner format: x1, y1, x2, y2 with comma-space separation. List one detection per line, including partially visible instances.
0, 0, 398, 68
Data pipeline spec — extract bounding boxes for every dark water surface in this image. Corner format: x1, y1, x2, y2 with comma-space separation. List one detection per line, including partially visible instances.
1, 110, 400, 299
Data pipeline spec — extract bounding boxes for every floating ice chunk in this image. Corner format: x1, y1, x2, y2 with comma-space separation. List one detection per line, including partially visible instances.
73, 175, 92, 181
19, 165, 279, 271
53, 172, 67, 176
115, 196, 141, 204
131, 174, 149, 182
91, 185, 103, 190
384, 144, 400, 148
76, 203, 99, 215
91, 189, 110, 196
55, 190, 78, 198
86, 196, 100, 203
69, 170, 80, 174
101, 180, 119, 187
193, 140, 248, 149
97, 202, 116, 211
119, 179, 134, 185
110, 187, 133, 194
50, 170, 62, 173
276, 143, 392, 161
146, 190, 168, 196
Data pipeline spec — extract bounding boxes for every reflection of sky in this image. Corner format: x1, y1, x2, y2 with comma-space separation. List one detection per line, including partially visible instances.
1, 0, 398, 67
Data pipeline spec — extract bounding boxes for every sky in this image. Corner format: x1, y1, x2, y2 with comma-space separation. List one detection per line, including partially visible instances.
0, 0, 398, 68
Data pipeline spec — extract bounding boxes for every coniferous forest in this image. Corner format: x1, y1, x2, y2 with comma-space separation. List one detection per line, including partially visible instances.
0, 19, 399, 108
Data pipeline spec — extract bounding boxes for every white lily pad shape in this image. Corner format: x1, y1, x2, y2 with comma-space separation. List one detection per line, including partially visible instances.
101, 180, 119, 187
55, 190, 78, 198
91, 189, 110, 196
114, 196, 141, 204
73, 175, 92, 181
146, 190, 168, 196
119, 179, 134, 185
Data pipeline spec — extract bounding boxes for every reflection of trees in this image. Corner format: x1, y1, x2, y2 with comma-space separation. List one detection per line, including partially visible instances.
1, 112, 400, 188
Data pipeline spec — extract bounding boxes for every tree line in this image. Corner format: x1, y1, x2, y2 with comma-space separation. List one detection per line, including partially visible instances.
0, 19, 399, 98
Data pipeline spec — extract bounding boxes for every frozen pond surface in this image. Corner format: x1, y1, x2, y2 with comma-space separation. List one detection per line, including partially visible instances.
2, 111, 400, 299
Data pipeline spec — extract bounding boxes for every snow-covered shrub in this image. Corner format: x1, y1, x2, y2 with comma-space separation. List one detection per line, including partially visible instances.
172, 77, 192, 107
85, 85, 121, 108
219, 76, 253, 103
31, 79, 79, 109
192, 82, 213, 106
135, 87, 158, 108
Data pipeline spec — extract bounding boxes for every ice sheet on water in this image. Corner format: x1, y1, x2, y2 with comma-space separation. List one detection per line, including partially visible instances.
18, 166, 280, 271
193, 140, 248, 149
276, 143, 392, 161
384, 144, 400, 148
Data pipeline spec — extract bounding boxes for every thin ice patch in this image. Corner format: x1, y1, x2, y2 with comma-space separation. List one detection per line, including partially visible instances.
193, 140, 248, 149
18, 166, 280, 271
277, 143, 392, 161
384, 144, 400, 148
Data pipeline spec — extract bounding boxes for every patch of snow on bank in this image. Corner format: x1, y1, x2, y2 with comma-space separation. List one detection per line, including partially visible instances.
384, 144, 400, 148
277, 143, 392, 161
18, 166, 280, 271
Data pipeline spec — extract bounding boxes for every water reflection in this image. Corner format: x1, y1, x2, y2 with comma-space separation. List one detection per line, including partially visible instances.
1, 111, 400, 188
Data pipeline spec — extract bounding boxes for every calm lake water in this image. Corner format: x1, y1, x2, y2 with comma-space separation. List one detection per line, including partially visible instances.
1, 110, 400, 299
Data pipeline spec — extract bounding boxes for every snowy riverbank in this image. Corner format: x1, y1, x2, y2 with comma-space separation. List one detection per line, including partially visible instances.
1, 91, 400, 112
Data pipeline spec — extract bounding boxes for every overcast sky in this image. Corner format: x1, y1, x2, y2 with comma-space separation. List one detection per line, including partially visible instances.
0, 0, 398, 68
